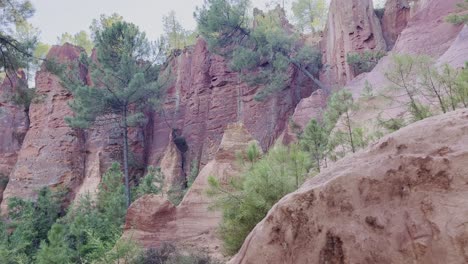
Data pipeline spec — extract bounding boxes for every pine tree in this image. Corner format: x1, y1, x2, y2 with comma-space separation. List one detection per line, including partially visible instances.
300, 119, 327, 171
0, 0, 37, 80
195, 0, 325, 100
60, 21, 166, 207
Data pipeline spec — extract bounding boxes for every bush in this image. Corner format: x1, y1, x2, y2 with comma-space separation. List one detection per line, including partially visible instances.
0, 187, 63, 263
208, 144, 312, 255
135, 166, 164, 200
347, 50, 386, 75
135, 243, 219, 264
167, 184, 186, 206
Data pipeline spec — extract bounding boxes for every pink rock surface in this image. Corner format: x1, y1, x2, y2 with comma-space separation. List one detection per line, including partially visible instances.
1, 44, 88, 210
230, 109, 468, 264
147, 39, 312, 181
0, 71, 29, 201
320, 0, 387, 86
124, 123, 260, 259
382, 0, 411, 49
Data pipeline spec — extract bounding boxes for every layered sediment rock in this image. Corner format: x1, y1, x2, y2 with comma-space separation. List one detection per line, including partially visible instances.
381, 0, 411, 49
147, 39, 312, 184
1, 44, 88, 210
321, 0, 387, 86
124, 123, 260, 258
0, 71, 29, 201
230, 109, 468, 264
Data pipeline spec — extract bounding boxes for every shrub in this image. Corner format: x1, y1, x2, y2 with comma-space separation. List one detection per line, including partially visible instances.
135, 243, 220, 264
135, 166, 164, 200
167, 184, 186, 206
187, 159, 199, 188
208, 144, 312, 255
347, 50, 386, 75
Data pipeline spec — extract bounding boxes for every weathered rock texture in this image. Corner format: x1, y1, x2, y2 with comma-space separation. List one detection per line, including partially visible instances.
291, 89, 327, 130
230, 109, 468, 264
381, 0, 411, 49
1, 44, 88, 211
0, 71, 29, 201
147, 39, 311, 184
321, 0, 387, 86
392, 0, 464, 56
124, 123, 260, 258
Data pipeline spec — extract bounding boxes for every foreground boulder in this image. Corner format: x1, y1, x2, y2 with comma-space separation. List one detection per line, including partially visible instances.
230, 109, 468, 264
124, 123, 260, 259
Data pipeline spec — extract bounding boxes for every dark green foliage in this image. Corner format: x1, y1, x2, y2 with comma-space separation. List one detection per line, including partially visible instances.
135, 166, 165, 200
0, 187, 62, 263
36, 163, 128, 264
0, 0, 37, 77
300, 119, 328, 171
195, 0, 324, 100
194, 0, 250, 52
54, 20, 166, 207
347, 50, 386, 75
377, 116, 406, 132
208, 144, 311, 255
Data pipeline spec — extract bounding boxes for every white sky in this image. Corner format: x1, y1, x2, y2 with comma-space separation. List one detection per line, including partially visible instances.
29, 0, 277, 44
29, 0, 382, 45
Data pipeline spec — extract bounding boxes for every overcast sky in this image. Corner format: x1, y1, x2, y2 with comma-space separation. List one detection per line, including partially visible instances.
29, 0, 278, 44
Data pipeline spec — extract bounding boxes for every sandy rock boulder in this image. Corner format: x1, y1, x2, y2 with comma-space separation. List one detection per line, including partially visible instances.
1, 44, 88, 210
124, 123, 260, 258
230, 109, 468, 264
321, 0, 386, 86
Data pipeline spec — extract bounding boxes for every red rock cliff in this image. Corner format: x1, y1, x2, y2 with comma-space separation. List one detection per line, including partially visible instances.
146, 38, 312, 186
0, 44, 88, 211
321, 0, 387, 86
0, 71, 29, 201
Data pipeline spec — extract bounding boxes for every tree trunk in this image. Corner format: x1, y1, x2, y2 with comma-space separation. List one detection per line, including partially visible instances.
345, 110, 356, 153
122, 108, 131, 208
290, 61, 328, 92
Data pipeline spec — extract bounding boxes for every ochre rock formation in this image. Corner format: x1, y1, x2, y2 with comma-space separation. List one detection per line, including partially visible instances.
124, 123, 260, 259
392, 0, 463, 56
381, 0, 411, 49
321, 0, 386, 86
0, 71, 29, 201
147, 38, 312, 184
1, 44, 88, 211
291, 89, 327, 130
230, 109, 468, 264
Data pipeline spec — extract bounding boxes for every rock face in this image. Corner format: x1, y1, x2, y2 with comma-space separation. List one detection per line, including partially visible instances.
290, 89, 327, 130
381, 0, 411, 49
321, 0, 387, 86
146, 39, 311, 183
1, 44, 88, 211
230, 109, 468, 264
0, 71, 29, 201
392, 0, 463, 56
124, 123, 260, 258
